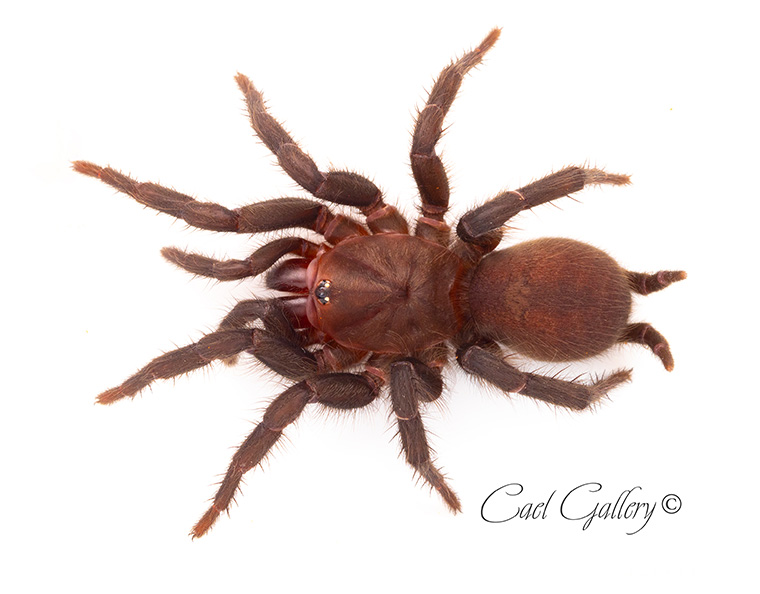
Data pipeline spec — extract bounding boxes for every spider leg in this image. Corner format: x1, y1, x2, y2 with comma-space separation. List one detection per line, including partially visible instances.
97, 326, 321, 405
235, 74, 408, 235
74, 160, 241, 231
619, 323, 677, 372
452, 228, 505, 265
73, 161, 368, 244
192, 372, 380, 538
389, 358, 461, 512
411, 28, 501, 245
161, 237, 320, 281
456, 166, 630, 243
457, 344, 631, 410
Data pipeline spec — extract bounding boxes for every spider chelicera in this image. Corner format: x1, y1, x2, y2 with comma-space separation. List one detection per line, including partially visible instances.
74, 28, 685, 537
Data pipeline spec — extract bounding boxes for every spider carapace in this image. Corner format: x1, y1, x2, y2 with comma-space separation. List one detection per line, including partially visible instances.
74, 28, 685, 537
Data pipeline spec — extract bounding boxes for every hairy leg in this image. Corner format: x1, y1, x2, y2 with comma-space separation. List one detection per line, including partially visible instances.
389, 358, 460, 512
457, 344, 631, 410
192, 372, 380, 537
457, 166, 630, 243
235, 74, 408, 234
411, 28, 501, 244
72, 161, 367, 244
97, 326, 321, 405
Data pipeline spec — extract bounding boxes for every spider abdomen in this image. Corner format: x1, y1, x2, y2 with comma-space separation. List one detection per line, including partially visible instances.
468, 237, 632, 361
305, 234, 462, 353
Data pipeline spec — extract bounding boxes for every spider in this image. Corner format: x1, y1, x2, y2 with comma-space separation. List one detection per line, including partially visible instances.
74, 28, 685, 538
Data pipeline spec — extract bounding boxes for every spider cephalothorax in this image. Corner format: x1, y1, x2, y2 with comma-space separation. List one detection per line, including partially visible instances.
74, 28, 685, 537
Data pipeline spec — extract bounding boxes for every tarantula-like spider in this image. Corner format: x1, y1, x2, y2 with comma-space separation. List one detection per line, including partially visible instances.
75, 28, 685, 537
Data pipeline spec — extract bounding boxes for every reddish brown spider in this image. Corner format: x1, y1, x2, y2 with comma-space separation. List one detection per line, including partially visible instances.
74, 28, 685, 538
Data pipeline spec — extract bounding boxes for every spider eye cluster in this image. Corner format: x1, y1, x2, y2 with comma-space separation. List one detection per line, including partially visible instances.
315, 279, 332, 305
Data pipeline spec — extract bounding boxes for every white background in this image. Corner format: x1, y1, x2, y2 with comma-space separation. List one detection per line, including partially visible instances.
2, 0, 757, 591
